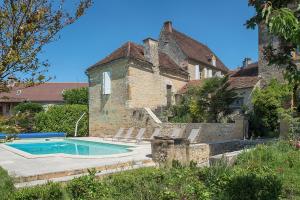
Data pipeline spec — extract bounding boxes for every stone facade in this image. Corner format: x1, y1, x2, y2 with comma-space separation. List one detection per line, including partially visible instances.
258, 24, 285, 83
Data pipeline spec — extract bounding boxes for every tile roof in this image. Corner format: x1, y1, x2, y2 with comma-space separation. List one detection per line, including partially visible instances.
0, 83, 88, 103
231, 62, 258, 77
168, 29, 229, 72
87, 42, 188, 76
228, 76, 260, 89
158, 52, 189, 75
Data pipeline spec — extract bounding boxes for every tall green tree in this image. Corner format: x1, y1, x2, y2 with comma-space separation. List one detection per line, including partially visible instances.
247, 0, 300, 112
0, 0, 92, 91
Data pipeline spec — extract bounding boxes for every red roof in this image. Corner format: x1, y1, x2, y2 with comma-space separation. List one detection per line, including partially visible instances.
0, 83, 88, 103
228, 76, 260, 89
231, 62, 258, 77
88, 42, 188, 76
169, 29, 229, 72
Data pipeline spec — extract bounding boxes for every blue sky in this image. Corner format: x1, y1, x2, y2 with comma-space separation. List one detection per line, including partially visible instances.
42, 0, 258, 82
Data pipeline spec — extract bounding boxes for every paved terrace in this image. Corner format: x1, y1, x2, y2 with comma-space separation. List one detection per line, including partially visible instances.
0, 137, 152, 187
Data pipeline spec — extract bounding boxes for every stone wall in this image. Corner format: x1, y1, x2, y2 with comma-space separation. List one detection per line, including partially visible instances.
87, 59, 130, 137
151, 137, 210, 166
258, 24, 285, 83
159, 118, 246, 143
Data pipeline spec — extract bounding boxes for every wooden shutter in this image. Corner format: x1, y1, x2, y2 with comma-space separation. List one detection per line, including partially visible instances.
195, 65, 200, 80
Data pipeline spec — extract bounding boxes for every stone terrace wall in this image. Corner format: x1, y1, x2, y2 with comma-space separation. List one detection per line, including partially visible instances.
160, 118, 246, 143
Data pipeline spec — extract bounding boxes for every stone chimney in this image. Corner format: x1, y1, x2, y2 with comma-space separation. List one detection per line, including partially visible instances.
242, 58, 252, 68
143, 38, 159, 68
163, 21, 173, 33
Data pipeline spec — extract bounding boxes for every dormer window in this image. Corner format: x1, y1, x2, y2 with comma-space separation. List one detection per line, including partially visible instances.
211, 55, 216, 67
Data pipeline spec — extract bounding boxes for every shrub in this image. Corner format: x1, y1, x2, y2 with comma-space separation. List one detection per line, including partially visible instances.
63, 87, 88, 105
223, 169, 282, 200
14, 182, 65, 200
250, 79, 291, 137
12, 102, 44, 132
0, 167, 15, 200
13, 102, 44, 114
35, 104, 88, 137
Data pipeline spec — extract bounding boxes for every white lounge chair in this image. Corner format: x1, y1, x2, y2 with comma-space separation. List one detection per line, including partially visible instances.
119, 127, 135, 141
188, 129, 200, 143
170, 128, 182, 138
135, 128, 146, 143
150, 128, 160, 139
111, 128, 125, 141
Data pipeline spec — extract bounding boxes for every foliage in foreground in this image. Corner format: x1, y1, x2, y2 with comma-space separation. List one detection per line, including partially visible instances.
1, 141, 299, 200
249, 79, 292, 137
35, 104, 88, 137
169, 76, 237, 123
0, 167, 14, 200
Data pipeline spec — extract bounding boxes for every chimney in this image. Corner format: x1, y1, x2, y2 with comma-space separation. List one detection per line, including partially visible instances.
143, 38, 159, 68
163, 21, 173, 33
242, 57, 252, 68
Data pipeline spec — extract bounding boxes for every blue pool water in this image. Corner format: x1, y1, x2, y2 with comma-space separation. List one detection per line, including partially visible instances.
6, 139, 132, 156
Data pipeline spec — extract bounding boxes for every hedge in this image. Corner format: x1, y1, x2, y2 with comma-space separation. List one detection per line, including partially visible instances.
35, 104, 88, 137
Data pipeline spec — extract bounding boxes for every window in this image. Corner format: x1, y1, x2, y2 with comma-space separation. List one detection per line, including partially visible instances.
195, 65, 200, 80
203, 68, 207, 78
208, 69, 213, 78
102, 71, 111, 94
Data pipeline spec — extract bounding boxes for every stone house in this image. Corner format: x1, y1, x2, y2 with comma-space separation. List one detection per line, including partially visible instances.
86, 21, 229, 136
228, 59, 260, 112
0, 83, 88, 116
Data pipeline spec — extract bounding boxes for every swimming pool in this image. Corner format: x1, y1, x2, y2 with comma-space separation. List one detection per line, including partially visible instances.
6, 139, 132, 156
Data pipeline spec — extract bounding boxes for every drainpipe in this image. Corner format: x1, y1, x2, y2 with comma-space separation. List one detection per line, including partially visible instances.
74, 112, 86, 137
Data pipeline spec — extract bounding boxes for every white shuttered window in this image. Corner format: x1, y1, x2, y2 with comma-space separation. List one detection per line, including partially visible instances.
102, 71, 111, 94
208, 69, 213, 78
195, 65, 200, 80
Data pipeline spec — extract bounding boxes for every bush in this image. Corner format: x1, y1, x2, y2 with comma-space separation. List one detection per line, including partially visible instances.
14, 182, 65, 200
223, 170, 282, 200
13, 102, 44, 114
250, 79, 291, 137
35, 104, 88, 137
12, 102, 44, 132
63, 87, 88, 105
0, 167, 14, 200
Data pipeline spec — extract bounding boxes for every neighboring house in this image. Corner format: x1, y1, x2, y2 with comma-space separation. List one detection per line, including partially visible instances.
228, 59, 260, 112
177, 58, 261, 113
86, 21, 229, 136
0, 83, 88, 116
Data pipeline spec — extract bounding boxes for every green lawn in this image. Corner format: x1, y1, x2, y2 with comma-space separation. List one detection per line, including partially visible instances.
1, 140, 299, 200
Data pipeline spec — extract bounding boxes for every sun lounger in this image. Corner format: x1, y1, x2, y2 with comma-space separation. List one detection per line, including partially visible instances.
170, 128, 182, 138
111, 128, 125, 141
135, 128, 146, 143
119, 127, 135, 141
150, 128, 160, 139
187, 129, 200, 143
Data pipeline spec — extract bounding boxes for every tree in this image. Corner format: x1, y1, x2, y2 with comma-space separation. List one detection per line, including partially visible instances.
189, 76, 238, 122
0, 0, 92, 91
246, 0, 300, 113
169, 76, 237, 123
62, 87, 88, 105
